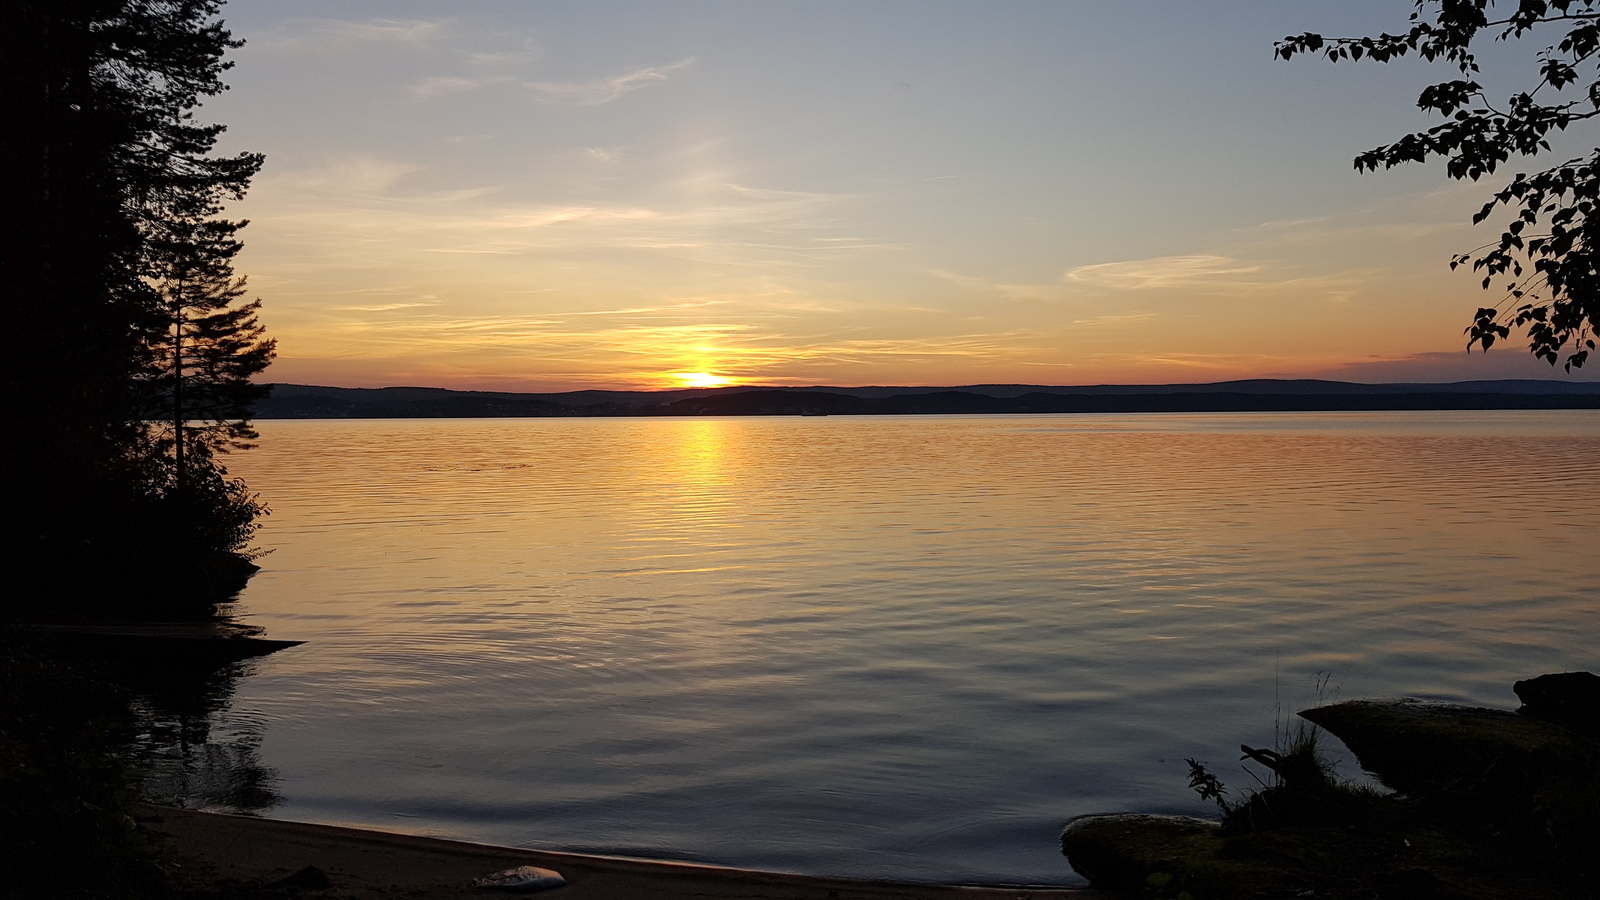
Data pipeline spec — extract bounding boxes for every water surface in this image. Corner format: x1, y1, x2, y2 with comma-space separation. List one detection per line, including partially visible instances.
213, 412, 1600, 885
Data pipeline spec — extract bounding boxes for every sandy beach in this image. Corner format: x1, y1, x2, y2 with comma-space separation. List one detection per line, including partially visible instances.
144, 806, 1105, 900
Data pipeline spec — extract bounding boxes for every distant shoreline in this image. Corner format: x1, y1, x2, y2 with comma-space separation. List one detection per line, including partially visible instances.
255, 379, 1600, 419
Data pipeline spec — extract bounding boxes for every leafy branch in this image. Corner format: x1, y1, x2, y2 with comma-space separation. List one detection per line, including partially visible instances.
1278, 1, 1600, 370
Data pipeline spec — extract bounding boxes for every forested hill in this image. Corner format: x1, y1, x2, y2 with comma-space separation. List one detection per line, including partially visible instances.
254, 380, 1600, 418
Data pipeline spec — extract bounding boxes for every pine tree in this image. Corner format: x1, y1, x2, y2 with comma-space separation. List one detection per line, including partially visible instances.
143, 251, 275, 489
135, 213, 275, 556
0, 0, 269, 610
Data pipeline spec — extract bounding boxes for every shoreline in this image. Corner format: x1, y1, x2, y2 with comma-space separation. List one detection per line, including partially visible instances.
144, 806, 1106, 899
255, 380, 1600, 419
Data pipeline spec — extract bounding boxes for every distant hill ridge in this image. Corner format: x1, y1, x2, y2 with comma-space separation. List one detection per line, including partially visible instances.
254, 379, 1600, 418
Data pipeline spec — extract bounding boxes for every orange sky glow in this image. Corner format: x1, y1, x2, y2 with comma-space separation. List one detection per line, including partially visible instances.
211, 2, 1600, 391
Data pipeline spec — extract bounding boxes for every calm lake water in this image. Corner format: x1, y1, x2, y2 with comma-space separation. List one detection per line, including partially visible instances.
204, 412, 1600, 885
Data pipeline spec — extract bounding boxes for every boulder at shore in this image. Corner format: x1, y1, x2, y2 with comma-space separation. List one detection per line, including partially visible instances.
1060, 675, 1600, 899
1299, 698, 1600, 815
1058, 815, 1224, 893
1513, 671, 1600, 741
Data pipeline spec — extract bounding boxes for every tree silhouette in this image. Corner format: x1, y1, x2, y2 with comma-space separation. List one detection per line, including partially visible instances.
1278, 0, 1600, 371
138, 176, 274, 496
0, 0, 269, 609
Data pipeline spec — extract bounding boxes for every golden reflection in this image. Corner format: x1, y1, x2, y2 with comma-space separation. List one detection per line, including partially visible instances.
671, 419, 732, 488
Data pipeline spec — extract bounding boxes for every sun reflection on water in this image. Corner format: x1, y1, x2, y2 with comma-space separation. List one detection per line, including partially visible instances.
219, 411, 1600, 885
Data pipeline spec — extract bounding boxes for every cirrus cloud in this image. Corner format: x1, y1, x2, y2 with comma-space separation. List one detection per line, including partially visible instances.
1064, 254, 1262, 290
414, 58, 697, 104
253, 18, 448, 53
527, 58, 696, 104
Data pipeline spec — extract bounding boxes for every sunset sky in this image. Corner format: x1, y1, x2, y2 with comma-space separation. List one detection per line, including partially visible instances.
207, 0, 1600, 391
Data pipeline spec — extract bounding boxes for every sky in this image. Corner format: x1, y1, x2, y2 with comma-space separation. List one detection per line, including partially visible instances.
204, 0, 1600, 391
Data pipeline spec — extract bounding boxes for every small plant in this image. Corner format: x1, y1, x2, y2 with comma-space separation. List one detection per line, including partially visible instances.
1185, 758, 1229, 812
1240, 726, 1333, 794
1183, 674, 1362, 832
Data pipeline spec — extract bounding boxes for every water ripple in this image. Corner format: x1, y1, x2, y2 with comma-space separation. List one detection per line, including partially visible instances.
218, 412, 1600, 885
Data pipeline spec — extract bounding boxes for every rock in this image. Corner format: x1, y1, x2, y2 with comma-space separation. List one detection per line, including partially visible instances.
1057, 687, 1600, 897
1299, 700, 1600, 823
472, 865, 567, 893
1514, 672, 1600, 741
1059, 814, 1220, 891
273, 865, 332, 889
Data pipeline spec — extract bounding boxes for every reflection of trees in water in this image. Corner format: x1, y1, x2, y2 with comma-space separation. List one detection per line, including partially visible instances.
119, 656, 280, 813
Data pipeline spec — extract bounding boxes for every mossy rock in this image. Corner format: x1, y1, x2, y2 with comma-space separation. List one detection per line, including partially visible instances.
1062, 687, 1600, 898
1060, 814, 1289, 897
1514, 672, 1600, 741
1300, 700, 1600, 828
1062, 810, 1581, 899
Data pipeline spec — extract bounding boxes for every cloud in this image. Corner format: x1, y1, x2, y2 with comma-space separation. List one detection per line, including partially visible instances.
929, 269, 1058, 301
252, 18, 447, 53
557, 300, 731, 317
411, 75, 517, 99
466, 42, 543, 69
243, 198, 839, 265
1070, 312, 1159, 328
496, 207, 660, 229
259, 156, 424, 195
332, 301, 443, 312
409, 58, 695, 104
931, 250, 1365, 312
296, 316, 1061, 381
1064, 255, 1262, 290
526, 59, 695, 105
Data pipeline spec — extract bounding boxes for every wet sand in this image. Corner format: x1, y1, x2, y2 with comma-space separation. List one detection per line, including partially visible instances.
143, 806, 1105, 900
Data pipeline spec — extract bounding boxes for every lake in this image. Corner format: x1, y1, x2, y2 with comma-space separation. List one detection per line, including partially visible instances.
194, 411, 1600, 885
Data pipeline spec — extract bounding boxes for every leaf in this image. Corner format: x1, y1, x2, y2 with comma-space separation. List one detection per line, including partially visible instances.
1282, 4, 1600, 375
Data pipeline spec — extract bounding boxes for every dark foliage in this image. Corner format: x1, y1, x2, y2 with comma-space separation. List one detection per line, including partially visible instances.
0, 629, 282, 898
133, 86, 273, 491
0, 0, 270, 610
1277, 1, 1600, 371
1183, 757, 1229, 812
0, 638, 165, 899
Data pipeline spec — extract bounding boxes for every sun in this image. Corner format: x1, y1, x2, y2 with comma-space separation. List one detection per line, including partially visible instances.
673, 372, 734, 389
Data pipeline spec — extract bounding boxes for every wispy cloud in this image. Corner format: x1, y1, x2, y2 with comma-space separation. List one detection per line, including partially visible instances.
558, 300, 732, 317
244, 181, 861, 268
1064, 255, 1262, 290
410, 59, 695, 102
281, 310, 1063, 384
929, 269, 1058, 302
332, 301, 443, 312
496, 207, 660, 229
411, 75, 516, 98
253, 18, 447, 53
466, 41, 543, 69
257, 156, 424, 195
932, 250, 1366, 310
1070, 312, 1159, 328
526, 58, 696, 104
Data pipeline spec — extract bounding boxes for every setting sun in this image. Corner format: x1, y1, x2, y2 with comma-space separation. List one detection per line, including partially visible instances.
673, 372, 735, 389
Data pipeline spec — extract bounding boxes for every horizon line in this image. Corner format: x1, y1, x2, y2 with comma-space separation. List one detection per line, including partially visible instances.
259, 375, 1600, 396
